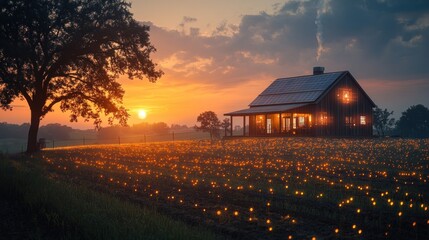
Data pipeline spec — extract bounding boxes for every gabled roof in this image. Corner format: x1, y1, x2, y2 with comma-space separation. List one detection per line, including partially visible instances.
225, 70, 376, 116
249, 71, 345, 107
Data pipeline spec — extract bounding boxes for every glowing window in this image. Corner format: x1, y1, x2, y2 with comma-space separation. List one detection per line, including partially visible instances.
256, 115, 265, 134
345, 116, 355, 126
342, 89, 351, 103
298, 116, 305, 127
360, 116, 366, 125
345, 116, 351, 125
319, 112, 328, 125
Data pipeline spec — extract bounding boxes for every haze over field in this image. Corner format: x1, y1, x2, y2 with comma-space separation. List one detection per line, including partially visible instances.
2, 0, 429, 128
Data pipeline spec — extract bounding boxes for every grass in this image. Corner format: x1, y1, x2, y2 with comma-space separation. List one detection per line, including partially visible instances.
0, 131, 211, 154
0, 138, 27, 154
37, 138, 429, 239
0, 153, 219, 240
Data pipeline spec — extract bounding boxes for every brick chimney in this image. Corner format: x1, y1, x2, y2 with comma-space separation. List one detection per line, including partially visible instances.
313, 66, 325, 75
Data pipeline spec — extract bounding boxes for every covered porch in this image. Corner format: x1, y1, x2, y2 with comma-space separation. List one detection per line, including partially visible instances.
224, 104, 316, 137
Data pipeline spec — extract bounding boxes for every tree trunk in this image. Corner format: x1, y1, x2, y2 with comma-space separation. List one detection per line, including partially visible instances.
26, 109, 41, 154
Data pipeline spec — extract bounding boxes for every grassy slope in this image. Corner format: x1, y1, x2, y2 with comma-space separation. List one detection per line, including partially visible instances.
0, 154, 219, 240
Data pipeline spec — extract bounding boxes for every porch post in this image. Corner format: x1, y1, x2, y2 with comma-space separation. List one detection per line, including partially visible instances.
243, 116, 246, 136
279, 113, 282, 135
230, 116, 233, 136
265, 114, 268, 135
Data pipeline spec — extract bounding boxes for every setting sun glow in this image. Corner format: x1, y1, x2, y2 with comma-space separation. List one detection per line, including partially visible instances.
138, 109, 147, 119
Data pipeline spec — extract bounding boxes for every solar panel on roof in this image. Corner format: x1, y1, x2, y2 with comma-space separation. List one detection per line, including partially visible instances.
250, 72, 344, 107
260, 72, 342, 95
250, 91, 324, 106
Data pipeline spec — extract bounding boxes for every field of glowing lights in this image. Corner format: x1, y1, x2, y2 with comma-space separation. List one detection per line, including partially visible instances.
40, 138, 429, 239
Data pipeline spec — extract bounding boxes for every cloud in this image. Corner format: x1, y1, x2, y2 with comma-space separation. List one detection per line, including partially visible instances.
147, 0, 429, 83
159, 51, 213, 77
178, 16, 198, 35
152, 0, 429, 81
320, 0, 429, 79
179, 16, 197, 28
137, 0, 429, 123
211, 21, 239, 37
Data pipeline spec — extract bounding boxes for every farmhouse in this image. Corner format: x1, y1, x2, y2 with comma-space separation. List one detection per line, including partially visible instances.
225, 67, 375, 137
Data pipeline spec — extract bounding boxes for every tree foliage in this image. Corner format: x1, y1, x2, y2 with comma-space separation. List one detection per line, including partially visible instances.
373, 107, 395, 136
0, 0, 162, 153
396, 104, 429, 138
195, 111, 221, 140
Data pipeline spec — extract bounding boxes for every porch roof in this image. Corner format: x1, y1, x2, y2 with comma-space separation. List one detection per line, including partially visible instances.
224, 103, 308, 116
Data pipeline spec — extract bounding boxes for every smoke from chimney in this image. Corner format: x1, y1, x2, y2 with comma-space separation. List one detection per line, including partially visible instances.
315, 0, 331, 62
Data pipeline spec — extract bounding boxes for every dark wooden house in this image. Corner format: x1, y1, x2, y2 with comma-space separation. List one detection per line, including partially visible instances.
225, 67, 375, 137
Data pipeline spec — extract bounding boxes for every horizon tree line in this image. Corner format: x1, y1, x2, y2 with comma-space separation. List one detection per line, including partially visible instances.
373, 104, 429, 138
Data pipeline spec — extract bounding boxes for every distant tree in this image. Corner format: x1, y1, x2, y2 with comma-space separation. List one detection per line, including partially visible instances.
0, 0, 162, 153
0, 122, 29, 139
373, 107, 395, 136
39, 123, 72, 140
133, 122, 150, 134
221, 118, 231, 137
132, 122, 169, 135
396, 104, 429, 138
170, 124, 189, 132
152, 122, 170, 135
195, 111, 221, 140
97, 126, 122, 140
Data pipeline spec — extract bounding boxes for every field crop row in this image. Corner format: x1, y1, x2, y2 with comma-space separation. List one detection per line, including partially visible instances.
40, 138, 429, 239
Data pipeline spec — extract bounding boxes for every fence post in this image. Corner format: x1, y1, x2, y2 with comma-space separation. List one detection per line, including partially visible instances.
144, 134, 146, 143
83, 137, 85, 145
172, 131, 175, 141
118, 136, 121, 145
52, 139, 55, 149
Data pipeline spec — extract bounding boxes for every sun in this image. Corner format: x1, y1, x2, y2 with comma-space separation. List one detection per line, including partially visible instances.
137, 109, 147, 119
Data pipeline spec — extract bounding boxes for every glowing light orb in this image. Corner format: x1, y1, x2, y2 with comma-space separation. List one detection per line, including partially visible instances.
138, 109, 147, 119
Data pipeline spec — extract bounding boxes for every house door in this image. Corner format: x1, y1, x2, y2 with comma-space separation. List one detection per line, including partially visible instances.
285, 118, 291, 131
267, 119, 272, 134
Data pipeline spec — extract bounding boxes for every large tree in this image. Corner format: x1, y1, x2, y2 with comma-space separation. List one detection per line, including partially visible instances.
0, 0, 162, 153
373, 106, 395, 136
396, 104, 429, 138
195, 111, 221, 140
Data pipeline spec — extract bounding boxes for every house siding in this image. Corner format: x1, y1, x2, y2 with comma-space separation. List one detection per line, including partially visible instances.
314, 73, 373, 136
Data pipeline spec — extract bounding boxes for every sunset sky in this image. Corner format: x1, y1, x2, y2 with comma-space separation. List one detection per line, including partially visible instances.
2, 0, 429, 129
